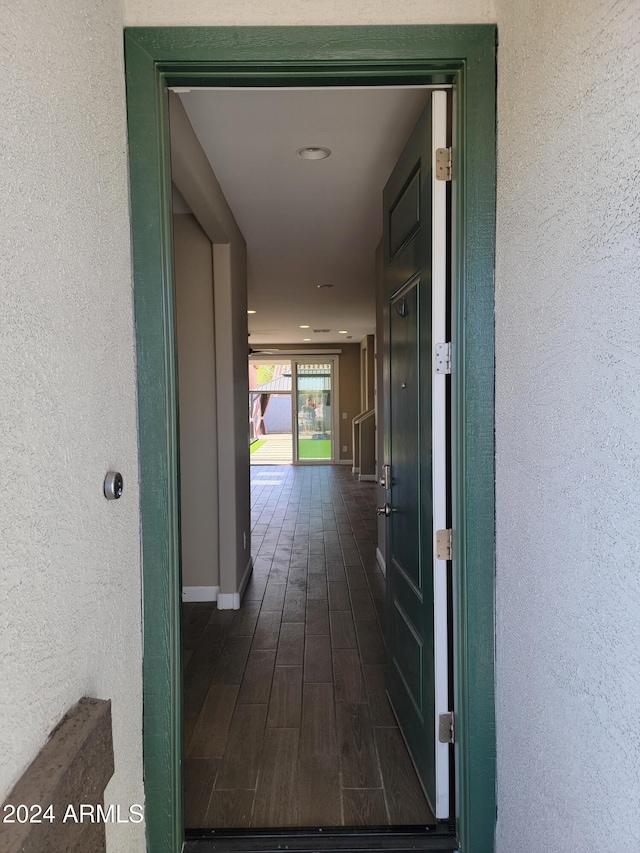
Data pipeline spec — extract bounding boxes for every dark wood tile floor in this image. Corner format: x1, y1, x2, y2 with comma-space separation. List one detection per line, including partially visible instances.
183, 465, 435, 829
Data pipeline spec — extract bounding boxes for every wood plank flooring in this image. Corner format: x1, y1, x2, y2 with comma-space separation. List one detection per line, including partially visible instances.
183, 465, 435, 829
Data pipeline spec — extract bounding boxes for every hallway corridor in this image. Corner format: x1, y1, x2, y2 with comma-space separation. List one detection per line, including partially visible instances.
182, 465, 434, 829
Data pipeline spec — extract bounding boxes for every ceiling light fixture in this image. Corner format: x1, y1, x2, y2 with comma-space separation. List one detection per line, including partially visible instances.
317, 284, 334, 289
299, 325, 310, 329
296, 146, 331, 161
247, 310, 256, 314
303, 338, 311, 342
338, 330, 348, 334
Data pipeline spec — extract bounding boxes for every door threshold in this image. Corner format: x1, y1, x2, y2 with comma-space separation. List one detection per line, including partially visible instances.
184, 825, 458, 852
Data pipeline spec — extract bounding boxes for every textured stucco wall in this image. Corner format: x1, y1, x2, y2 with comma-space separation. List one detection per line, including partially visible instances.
124, 0, 494, 26
0, 2, 144, 851
494, 1, 640, 850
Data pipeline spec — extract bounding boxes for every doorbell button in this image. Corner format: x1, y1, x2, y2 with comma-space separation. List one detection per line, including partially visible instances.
104, 471, 124, 500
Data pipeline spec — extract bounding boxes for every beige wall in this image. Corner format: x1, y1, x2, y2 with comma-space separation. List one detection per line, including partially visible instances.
338, 345, 361, 460
174, 213, 220, 592
360, 334, 376, 413
0, 2, 144, 850
170, 95, 252, 604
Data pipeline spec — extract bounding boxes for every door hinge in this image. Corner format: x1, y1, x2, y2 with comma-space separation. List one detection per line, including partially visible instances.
435, 147, 452, 181
439, 711, 455, 744
435, 342, 452, 374
436, 528, 454, 560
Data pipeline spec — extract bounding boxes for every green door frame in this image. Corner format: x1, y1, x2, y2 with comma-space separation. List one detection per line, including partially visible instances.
124, 25, 496, 853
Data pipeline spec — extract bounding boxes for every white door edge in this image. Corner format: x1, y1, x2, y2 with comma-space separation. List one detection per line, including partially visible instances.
431, 88, 451, 819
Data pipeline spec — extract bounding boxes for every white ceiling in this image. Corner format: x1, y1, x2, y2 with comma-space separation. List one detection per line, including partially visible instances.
178, 87, 432, 345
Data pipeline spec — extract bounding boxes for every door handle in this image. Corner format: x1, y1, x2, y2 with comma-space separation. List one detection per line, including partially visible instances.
377, 503, 392, 517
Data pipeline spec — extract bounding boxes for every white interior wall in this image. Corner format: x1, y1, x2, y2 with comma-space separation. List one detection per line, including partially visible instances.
493, 1, 640, 850
174, 212, 220, 596
0, 2, 144, 851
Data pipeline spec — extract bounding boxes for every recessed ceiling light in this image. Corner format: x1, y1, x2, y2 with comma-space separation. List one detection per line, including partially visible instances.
317, 284, 334, 289
338, 330, 348, 334
296, 146, 331, 160
247, 310, 256, 314
299, 325, 310, 329
303, 338, 311, 342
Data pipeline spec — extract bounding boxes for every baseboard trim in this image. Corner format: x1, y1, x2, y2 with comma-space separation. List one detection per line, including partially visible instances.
217, 557, 254, 611
182, 585, 220, 603
338, 458, 354, 466
352, 466, 360, 474
359, 473, 376, 482
376, 547, 386, 577
216, 592, 240, 610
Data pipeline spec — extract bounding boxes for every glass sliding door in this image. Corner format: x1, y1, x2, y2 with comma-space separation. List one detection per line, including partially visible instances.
293, 360, 335, 463
248, 360, 294, 465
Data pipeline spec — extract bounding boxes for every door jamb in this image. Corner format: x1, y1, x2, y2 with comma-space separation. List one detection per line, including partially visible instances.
124, 25, 496, 853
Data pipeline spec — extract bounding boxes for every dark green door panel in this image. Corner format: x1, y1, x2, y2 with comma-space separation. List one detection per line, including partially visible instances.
384, 100, 437, 809
389, 168, 421, 259
123, 24, 496, 853
389, 282, 422, 593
